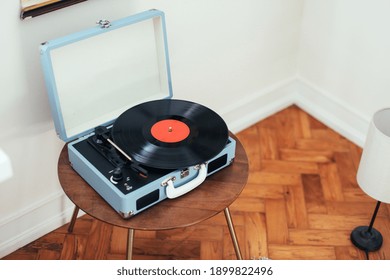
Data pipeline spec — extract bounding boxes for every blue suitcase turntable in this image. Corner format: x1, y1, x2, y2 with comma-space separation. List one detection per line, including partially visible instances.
40, 10, 236, 219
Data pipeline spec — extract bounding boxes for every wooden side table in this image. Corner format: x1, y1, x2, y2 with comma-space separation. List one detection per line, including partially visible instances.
58, 133, 248, 259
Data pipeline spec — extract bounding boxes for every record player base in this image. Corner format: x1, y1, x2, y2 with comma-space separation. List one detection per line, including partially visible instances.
58, 133, 248, 260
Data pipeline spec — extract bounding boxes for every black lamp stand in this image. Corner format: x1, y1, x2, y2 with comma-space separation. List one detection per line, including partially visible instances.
350, 201, 383, 252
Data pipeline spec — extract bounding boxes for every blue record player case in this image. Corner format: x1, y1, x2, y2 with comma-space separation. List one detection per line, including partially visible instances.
40, 10, 236, 218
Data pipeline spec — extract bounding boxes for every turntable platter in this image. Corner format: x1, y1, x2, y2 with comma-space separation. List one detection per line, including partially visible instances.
111, 99, 229, 169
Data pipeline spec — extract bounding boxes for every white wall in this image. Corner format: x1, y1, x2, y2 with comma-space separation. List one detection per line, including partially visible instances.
0, 0, 303, 257
298, 0, 390, 125
3, 0, 390, 260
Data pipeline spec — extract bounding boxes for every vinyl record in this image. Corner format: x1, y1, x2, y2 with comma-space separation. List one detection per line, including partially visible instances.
111, 99, 229, 169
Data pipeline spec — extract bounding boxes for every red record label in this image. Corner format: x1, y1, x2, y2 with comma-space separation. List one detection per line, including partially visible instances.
151, 119, 190, 143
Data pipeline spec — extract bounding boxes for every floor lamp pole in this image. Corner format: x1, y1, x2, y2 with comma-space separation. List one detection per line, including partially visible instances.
367, 201, 381, 233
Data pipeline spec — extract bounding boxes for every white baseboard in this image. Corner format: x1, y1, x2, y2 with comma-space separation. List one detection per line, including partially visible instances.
0, 191, 79, 259
293, 77, 369, 147
221, 77, 296, 134
0, 76, 369, 259
222, 76, 369, 147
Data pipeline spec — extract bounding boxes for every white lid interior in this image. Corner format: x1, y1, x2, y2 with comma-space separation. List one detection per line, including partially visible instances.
48, 15, 171, 140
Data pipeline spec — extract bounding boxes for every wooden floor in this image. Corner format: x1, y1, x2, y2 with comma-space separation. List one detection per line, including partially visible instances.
3, 105, 390, 260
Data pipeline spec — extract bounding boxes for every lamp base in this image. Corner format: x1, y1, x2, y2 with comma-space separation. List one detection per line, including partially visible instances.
350, 226, 383, 252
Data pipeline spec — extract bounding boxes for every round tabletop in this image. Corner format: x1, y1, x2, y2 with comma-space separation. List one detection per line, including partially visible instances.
58, 133, 248, 231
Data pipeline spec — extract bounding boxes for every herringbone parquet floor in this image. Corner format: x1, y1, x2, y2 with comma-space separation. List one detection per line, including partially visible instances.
3, 105, 390, 260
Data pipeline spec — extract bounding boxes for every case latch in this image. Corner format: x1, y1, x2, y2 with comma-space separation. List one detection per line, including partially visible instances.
96, 19, 111, 29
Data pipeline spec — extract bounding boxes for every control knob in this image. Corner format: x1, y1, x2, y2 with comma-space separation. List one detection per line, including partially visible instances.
111, 167, 123, 183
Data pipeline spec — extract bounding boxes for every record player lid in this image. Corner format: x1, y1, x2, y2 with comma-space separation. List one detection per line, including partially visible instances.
40, 10, 173, 142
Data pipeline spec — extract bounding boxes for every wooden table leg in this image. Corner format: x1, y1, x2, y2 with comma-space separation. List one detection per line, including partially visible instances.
224, 207, 243, 260
127, 228, 135, 260
68, 206, 79, 233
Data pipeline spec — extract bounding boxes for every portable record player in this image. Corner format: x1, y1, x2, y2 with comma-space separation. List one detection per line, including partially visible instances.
40, 9, 236, 219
